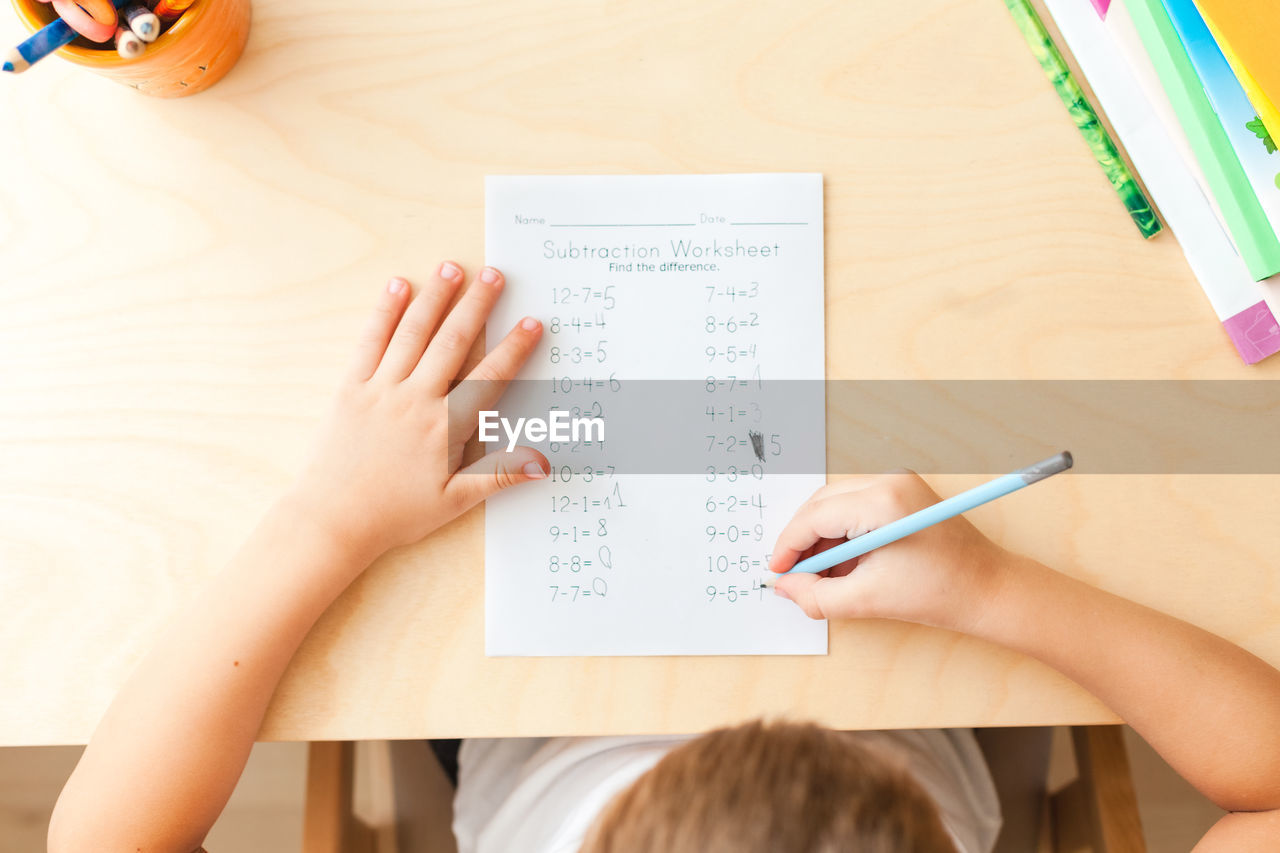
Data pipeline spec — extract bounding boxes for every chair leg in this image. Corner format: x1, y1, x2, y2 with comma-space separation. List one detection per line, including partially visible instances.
387, 740, 459, 853
974, 727, 1054, 853
1049, 726, 1146, 853
303, 741, 378, 853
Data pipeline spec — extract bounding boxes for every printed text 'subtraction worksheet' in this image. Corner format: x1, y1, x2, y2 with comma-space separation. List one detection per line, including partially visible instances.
483, 174, 827, 655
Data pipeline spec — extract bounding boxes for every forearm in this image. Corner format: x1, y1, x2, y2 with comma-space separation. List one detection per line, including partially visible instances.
50, 497, 371, 853
972, 556, 1280, 813
1194, 811, 1280, 850
47, 264, 542, 852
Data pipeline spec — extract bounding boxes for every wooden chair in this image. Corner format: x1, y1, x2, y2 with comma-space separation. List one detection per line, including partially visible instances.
303, 741, 456, 853
304, 725, 1145, 853
978, 725, 1146, 853
303, 743, 375, 853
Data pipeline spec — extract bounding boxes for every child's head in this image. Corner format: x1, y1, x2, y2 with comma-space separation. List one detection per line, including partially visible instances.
581, 720, 956, 853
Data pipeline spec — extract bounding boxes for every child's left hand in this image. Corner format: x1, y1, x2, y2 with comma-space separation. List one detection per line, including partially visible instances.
286, 262, 547, 563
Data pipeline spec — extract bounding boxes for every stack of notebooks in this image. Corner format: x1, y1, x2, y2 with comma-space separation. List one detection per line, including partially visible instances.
1038, 0, 1280, 364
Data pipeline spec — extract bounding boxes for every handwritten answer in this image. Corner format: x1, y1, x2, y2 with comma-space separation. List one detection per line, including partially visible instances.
483, 174, 827, 656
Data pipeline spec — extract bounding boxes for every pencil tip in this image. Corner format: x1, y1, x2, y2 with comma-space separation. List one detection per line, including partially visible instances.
2, 62, 13, 73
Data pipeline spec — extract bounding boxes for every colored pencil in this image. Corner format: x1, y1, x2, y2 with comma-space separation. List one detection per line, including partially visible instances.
122, 2, 160, 42
1004, 0, 1162, 239
114, 25, 144, 59
152, 0, 195, 25
764, 452, 1073, 584
3, 0, 128, 73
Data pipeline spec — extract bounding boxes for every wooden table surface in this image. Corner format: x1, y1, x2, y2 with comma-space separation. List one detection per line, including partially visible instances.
2, 0, 1278, 747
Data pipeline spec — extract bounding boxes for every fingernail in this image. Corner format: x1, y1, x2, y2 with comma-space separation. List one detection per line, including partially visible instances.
523, 461, 546, 479
480, 267, 502, 286
773, 586, 791, 601
520, 316, 540, 332
439, 262, 462, 282
387, 277, 406, 294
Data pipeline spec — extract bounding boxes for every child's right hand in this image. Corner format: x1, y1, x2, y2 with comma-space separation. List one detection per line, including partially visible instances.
767, 472, 1016, 633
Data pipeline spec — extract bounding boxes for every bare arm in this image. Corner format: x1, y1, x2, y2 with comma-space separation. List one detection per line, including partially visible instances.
48, 502, 371, 853
770, 473, 1280, 849
49, 264, 548, 853
977, 556, 1280, 816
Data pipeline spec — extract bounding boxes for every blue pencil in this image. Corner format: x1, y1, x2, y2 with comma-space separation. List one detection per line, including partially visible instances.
3, 0, 128, 74
764, 451, 1073, 584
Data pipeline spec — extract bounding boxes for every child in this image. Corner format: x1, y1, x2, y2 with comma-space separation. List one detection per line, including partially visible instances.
48, 264, 1280, 852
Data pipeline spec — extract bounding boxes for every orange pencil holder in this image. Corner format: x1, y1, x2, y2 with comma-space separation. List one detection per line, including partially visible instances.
9, 0, 250, 97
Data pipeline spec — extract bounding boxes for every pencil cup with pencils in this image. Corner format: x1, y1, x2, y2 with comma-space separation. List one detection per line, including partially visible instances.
9, 0, 250, 96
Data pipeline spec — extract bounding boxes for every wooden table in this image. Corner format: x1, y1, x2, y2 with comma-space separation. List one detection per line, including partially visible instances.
2, 0, 1277, 748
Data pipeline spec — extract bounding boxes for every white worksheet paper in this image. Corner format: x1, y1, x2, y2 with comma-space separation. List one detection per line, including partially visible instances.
484, 174, 827, 656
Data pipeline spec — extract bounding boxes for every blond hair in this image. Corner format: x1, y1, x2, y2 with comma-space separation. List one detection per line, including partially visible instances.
581, 720, 956, 853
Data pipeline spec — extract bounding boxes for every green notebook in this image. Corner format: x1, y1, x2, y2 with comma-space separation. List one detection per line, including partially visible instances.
1124, 0, 1280, 281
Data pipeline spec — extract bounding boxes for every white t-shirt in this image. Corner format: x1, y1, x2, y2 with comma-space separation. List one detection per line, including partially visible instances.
453, 730, 1002, 853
